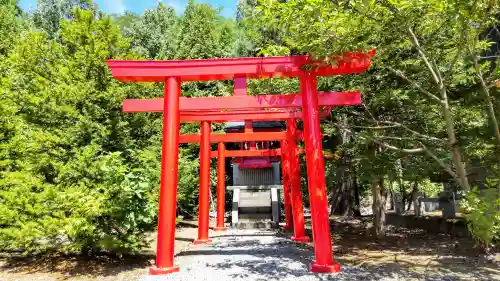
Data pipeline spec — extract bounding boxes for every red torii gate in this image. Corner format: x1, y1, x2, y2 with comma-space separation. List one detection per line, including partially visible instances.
106, 51, 374, 275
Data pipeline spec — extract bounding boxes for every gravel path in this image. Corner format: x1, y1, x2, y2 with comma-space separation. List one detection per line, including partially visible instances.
143, 229, 497, 281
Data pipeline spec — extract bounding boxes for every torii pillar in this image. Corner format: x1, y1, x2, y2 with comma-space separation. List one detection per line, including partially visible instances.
300, 72, 340, 273
287, 118, 309, 243
194, 121, 212, 244
150, 77, 181, 274
214, 141, 226, 231
280, 139, 293, 231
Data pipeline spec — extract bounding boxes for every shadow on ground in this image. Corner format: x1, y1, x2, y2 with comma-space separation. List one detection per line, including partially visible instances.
1, 217, 499, 280
0, 252, 155, 279
176, 229, 499, 281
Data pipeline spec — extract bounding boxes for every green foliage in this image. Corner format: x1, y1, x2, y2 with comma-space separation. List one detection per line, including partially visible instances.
128, 3, 177, 59
0, 0, 21, 55
32, 0, 98, 38
462, 188, 500, 250
175, 2, 220, 59
3, 0, 500, 255
0, 6, 156, 254
252, 0, 500, 239
0, 0, 240, 255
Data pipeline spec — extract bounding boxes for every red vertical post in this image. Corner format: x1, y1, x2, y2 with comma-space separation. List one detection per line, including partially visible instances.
214, 142, 226, 231
149, 77, 181, 275
287, 119, 309, 243
245, 122, 256, 150
194, 121, 212, 244
280, 140, 293, 231
300, 72, 340, 273
235, 77, 255, 151
234, 77, 247, 96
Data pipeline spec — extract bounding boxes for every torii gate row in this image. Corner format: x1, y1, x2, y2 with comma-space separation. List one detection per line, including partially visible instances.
204, 113, 342, 236
124, 99, 336, 241
125, 104, 333, 241
124, 98, 322, 243
125, 91, 359, 142
107, 50, 374, 275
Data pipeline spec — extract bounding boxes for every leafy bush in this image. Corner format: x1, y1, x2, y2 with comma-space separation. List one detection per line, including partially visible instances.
0, 2, 230, 255
461, 188, 500, 251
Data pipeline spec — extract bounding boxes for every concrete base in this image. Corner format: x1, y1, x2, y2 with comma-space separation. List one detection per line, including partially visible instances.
291, 236, 310, 243
233, 221, 277, 229
230, 185, 282, 228
193, 239, 212, 245
310, 262, 341, 273
149, 265, 180, 275
213, 227, 227, 232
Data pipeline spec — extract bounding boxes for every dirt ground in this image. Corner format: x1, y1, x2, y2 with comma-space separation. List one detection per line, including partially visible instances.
0, 222, 201, 281
325, 216, 500, 280
1, 217, 499, 281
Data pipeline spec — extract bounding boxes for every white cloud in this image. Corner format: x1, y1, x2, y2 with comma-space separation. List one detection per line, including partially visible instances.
102, 0, 126, 14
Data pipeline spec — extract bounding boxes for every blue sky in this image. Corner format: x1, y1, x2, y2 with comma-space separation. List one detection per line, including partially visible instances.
19, 0, 237, 18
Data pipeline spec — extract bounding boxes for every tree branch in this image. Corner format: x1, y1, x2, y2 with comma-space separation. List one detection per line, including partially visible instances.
419, 143, 462, 186
387, 66, 443, 104
375, 121, 445, 142
349, 124, 401, 130
339, 124, 462, 185
408, 27, 441, 85
371, 138, 425, 154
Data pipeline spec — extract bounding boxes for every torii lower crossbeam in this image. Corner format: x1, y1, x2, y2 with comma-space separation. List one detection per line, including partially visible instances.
123, 91, 360, 113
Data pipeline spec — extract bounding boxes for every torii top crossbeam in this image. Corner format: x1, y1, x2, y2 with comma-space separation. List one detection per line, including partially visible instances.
107, 51, 375, 82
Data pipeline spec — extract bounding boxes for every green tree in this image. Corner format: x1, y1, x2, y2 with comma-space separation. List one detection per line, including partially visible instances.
32, 0, 97, 38
0, 0, 22, 55
0, 7, 165, 254
175, 2, 220, 59
128, 3, 177, 59
254, 0, 500, 237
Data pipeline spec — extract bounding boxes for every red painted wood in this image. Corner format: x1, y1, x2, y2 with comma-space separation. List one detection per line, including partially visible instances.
194, 121, 211, 244
233, 77, 247, 96
300, 73, 339, 272
179, 132, 287, 143
123, 92, 360, 113
280, 140, 293, 231
287, 119, 309, 243
153, 77, 181, 273
210, 149, 281, 158
214, 142, 226, 232
128, 109, 329, 122
107, 51, 375, 82
179, 111, 301, 122
208, 148, 336, 158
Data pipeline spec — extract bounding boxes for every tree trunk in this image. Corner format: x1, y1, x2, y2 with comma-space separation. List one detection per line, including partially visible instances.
442, 97, 470, 191
395, 159, 406, 207
388, 179, 395, 210
352, 171, 361, 217
372, 176, 387, 237
407, 181, 419, 211
474, 57, 500, 150
407, 27, 470, 192
330, 153, 358, 216
330, 115, 361, 216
